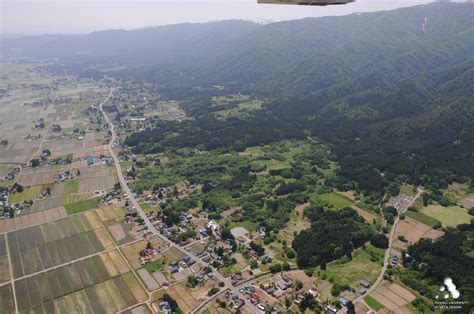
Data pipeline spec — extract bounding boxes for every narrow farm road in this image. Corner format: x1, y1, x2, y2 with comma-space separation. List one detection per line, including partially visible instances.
353, 188, 423, 309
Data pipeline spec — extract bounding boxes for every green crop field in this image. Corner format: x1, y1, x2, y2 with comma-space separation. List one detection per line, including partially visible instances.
318, 192, 353, 210
65, 197, 101, 214
65, 180, 79, 194
405, 210, 440, 228
364, 295, 385, 311
419, 204, 471, 227
144, 259, 164, 273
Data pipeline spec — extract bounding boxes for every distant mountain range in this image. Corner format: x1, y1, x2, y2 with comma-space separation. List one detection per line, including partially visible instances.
3, 2, 473, 101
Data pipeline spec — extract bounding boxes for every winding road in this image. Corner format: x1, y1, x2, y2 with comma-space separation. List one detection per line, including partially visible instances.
99, 90, 256, 313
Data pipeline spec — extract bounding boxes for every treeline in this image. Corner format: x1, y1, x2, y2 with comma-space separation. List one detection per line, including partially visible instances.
124, 112, 306, 153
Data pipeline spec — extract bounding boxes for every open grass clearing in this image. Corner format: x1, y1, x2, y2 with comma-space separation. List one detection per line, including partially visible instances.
319, 245, 384, 287
419, 204, 471, 227
400, 185, 417, 197
318, 192, 353, 210
228, 220, 259, 233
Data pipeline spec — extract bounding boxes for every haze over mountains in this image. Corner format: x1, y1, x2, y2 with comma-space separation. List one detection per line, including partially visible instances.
3, 2, 474, 186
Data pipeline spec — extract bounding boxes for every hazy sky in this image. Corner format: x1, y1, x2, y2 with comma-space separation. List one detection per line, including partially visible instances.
2, 0, 435, 35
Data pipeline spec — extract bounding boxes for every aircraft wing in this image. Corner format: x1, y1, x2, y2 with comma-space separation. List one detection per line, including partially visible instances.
257, 0, 354, 5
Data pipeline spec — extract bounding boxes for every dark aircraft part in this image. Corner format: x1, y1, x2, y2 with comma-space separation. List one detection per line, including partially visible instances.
258, 0, 354, 5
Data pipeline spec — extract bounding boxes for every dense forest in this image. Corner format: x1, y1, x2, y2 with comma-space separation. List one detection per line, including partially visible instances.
292, 206, 374, 268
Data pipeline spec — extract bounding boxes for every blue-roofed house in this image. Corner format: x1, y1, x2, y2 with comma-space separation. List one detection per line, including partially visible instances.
338, 297, 349, 306
87, 155, 95, 166
170, 265, 179, 274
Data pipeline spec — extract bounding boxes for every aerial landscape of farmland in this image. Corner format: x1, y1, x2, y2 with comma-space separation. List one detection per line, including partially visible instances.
1, 1, 474, 313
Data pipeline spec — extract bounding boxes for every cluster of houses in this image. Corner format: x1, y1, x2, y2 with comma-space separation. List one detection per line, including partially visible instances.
155, 300, 172, 314
54, 169, 81, 183
226, 290, 245, 311
23, 133, 42, 141
138, 245, 161, 266
155, 213, 193, 238
86, 155, 114, 167
193, 240, 235, 269
169, 255, 196, 274
0, 188, 10, 219
34, 118, 45, 129
0, 187, 33, 219
0, 167, 18, 183
50, 124, 62, 132
203, 220, 221, 237
25, 95, 72, 108
40, 149, 51, 161
141, 182, 200, 207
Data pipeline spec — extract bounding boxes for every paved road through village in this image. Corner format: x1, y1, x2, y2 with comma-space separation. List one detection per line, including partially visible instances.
99, 90, 256, 313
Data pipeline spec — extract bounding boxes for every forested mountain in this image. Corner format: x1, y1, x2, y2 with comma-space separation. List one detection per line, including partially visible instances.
1, 20, 260, 66
4, 2, 473, 197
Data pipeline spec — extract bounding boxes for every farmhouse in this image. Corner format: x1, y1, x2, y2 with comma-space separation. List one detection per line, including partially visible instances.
207, 220, 221, 236
306, 288, 319, 299
360, 279, 371, 288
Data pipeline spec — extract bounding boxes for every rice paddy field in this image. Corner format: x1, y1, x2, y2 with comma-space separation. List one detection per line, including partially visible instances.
65, 197, 101, 215
14, 252, 147, 313
0, 62, 151, 312
0, 234, 11, 284
0, 61, 106, 165
16, 170, 58, 187
78, 175, 115, 193
7, 211, 114, 279
0, 284, 16, 314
